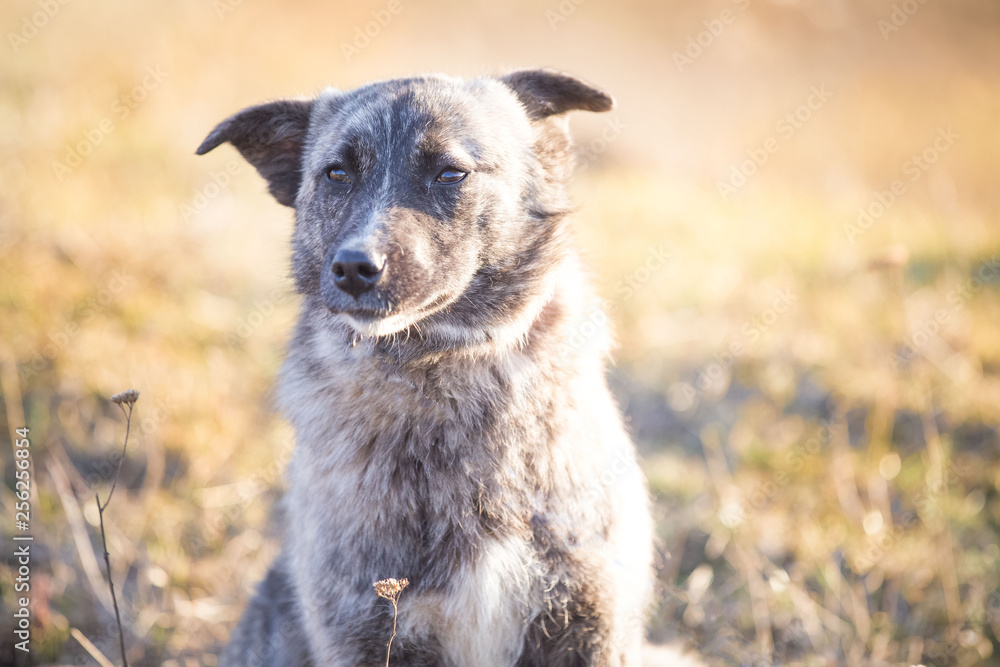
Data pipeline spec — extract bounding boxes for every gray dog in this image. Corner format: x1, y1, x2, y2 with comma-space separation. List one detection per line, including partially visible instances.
198, 69, 654, 667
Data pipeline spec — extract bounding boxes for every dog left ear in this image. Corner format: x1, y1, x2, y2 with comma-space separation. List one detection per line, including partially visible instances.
500, 69, 614, 120
196, 99, 314, 208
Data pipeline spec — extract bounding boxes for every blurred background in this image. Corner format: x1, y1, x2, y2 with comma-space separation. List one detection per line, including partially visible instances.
1, 0, 998, 664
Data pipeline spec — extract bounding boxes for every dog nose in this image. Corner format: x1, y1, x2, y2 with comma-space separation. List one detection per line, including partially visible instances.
331, 249, 385, 298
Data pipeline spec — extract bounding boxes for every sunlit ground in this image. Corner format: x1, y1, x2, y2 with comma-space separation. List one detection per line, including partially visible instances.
1, 0, 999, 665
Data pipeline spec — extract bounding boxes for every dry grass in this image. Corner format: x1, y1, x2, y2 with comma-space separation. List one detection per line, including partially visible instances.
0, 0, 998, 665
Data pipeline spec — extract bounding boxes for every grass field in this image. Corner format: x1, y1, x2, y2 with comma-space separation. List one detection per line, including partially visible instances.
1, 0, 999, 665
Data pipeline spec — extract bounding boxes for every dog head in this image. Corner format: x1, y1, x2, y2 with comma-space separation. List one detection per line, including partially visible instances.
197, 70, 613, 347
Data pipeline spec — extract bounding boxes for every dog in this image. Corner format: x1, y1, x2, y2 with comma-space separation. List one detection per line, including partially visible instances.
198, 69, 655, 667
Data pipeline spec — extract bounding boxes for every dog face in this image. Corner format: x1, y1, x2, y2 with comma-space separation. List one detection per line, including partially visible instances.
198, 70, 613, 342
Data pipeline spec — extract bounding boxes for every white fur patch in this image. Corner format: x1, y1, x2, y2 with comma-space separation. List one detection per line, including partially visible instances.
339, 311, 418, 338
400, 534, 539, 667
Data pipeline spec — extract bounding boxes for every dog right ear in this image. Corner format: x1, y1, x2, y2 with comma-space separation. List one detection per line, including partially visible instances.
500, 69, 615, 121
196, 99, 314, 208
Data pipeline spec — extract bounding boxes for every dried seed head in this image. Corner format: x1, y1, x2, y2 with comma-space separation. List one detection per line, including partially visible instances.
373, 578, 409, 601
110, 389, 140, 406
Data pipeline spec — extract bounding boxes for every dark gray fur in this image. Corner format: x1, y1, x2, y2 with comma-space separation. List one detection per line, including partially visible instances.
198, 69, 653, 667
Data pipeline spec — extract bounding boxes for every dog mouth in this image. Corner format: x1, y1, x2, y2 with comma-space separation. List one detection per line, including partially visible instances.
334, 306, 389, 321
329, 292, 456, 338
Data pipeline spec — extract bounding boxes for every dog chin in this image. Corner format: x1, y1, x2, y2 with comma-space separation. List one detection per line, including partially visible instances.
336, 311, 417, 338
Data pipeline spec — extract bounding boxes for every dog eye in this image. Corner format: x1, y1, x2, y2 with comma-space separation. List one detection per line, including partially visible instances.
434, 168, 467, 184
325, 166, 351, 184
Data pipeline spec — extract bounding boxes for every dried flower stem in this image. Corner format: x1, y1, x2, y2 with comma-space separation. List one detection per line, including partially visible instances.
97, 389, 139, 667
386, 597, 399, 666
101, 398, 134, 512
96, 493, 128, 667
373, 578, 409, 666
